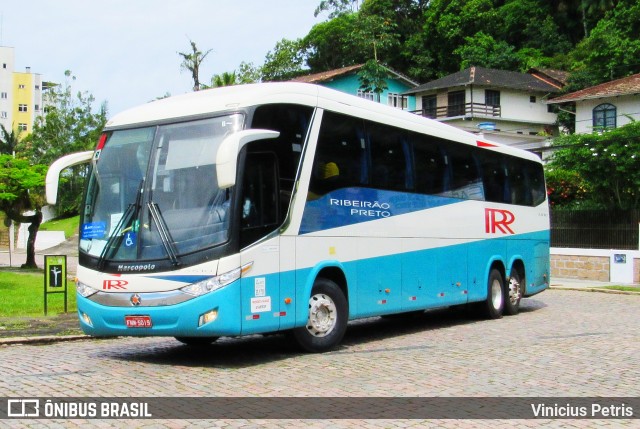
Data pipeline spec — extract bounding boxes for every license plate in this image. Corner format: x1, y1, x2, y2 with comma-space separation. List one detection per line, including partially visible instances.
125, 315, 152, 328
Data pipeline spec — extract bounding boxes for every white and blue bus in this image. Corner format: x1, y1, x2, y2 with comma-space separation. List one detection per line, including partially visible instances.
46, 83, 549, 352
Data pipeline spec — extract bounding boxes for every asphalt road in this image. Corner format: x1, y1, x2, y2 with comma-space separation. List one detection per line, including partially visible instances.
0, 288, 638, 428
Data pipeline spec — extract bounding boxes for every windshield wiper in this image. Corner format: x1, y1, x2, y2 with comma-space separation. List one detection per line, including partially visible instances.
97, 180, 144, 269
147, 201, 181, 267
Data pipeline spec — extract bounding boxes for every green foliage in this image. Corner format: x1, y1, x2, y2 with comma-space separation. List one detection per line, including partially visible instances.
455, 32, 518, 71
236, 61, 262, 84
0, 124, 22, 155
209, 71, 237, 88
15, 71, 106, 216
544, 169, 590, 208
357, 60, 389, 97
18, 71, 107, 167
303, 13, 365, 71
569, 1, 640, 81
296, 0, 640, 86
547, 121, 640, 209
261, 38, 307, 82
0, 155, 46, 210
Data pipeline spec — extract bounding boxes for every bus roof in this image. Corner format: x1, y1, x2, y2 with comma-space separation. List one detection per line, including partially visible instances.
105, 82, 542, 163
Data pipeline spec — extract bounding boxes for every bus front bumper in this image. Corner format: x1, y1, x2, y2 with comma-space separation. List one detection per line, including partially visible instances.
76, 284, 242, 338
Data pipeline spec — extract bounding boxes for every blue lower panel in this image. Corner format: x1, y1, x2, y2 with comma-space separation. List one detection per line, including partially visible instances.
77, 282, 242, 337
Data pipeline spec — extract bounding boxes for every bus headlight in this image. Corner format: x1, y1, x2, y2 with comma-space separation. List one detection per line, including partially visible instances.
76, 281, 98, 298
180, 267, 241, 297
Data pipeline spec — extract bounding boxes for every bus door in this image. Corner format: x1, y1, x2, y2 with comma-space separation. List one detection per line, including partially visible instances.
239, 152, 282, 335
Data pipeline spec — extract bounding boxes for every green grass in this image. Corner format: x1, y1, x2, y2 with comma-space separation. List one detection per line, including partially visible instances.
0, 270, 77, 317
40, 215, 79, 238
597, 285, 640, 292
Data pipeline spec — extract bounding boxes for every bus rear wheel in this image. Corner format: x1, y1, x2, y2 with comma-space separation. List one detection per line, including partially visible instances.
481, 269, 504, 319
175, 336, 219, 346
504, 269, 524, 316
293, 278, 348, 353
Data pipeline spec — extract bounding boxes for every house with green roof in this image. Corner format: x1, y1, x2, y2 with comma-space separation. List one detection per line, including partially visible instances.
291, 64, 418, 112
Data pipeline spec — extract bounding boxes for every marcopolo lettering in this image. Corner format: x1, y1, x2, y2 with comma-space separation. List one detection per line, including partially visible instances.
117, 264, 156, 272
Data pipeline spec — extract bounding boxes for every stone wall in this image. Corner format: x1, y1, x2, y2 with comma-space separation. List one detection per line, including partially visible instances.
551, 248, 640, 283
551, 254, 610, 281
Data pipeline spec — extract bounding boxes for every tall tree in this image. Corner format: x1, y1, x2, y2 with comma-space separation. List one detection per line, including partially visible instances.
0, 155, 46, 268
17, 70, 107, 216
315, 0, 361, 18
19, 71, 107, 166
178, 40, 213, 91
569, 0, 640, 82
261, 38, 307, 82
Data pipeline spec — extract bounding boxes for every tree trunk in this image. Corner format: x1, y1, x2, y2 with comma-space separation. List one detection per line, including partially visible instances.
3, 207, 42, 269
22, 211, 42, 268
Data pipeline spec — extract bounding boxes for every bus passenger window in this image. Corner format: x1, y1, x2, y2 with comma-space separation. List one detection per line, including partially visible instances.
445, 146, 483, 201
413, 136, 447, 196
310, 111, 366, 198
366, 121, 408, 191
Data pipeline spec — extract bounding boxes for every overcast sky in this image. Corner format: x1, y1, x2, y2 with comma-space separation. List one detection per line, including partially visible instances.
1, 1, 325, 115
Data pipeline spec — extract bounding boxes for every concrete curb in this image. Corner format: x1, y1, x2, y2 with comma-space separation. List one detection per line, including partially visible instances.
549, 285, 640, 295
0, 334, 91, 346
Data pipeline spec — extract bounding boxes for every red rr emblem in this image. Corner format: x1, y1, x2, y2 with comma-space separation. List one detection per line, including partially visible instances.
103, 279, 129, 290
485, 208, 515, 234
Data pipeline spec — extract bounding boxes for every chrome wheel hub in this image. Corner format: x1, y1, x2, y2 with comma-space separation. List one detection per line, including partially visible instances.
306, 293, 337, 337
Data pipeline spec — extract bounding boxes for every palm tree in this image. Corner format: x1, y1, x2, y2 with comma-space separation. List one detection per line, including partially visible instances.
178, 40, 213, 91
0, 124, 21, 156
211, 71, 237, 88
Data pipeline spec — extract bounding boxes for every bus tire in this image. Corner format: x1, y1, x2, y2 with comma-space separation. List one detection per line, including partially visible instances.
481, 269, 504, 319
504, 269, 524, 316
175, 336, 218, 346
293, 278, 348, 353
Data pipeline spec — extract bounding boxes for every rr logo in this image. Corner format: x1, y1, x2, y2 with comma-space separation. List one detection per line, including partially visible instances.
485, 208, 515, 234
103, 279, 128, 290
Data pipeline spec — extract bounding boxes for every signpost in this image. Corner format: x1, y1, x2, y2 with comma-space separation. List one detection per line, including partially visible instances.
44, 255, 67, 315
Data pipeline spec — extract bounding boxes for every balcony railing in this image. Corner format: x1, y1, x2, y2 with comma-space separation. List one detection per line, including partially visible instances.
411, 103, 501, 119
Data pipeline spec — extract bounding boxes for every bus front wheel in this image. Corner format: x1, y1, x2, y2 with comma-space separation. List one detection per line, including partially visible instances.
293, 278, 348, 353
481, 269, 505, 319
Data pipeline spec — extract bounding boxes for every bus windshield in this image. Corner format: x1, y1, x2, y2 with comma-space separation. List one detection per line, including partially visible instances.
80, 114, 243, 262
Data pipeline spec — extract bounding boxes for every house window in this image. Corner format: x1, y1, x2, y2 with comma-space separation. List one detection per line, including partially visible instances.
593, 103, 616, 131
18, 84, 25, 89
485, 90, 500, 107
1, 112, 7, 119
422, 95, 437, 118
2, 63, 6, 69
447, 90, 465, 117
18, 104, 28, 112
18, 123, 27, 131
35, 104, 40, 111
357, 90, 376, 101
530, 95, 537, 103
387, 93, 407, 110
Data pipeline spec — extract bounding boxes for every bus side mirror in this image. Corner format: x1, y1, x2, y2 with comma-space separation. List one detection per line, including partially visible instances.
45, 151, 94, 204
216, 129, 280, 189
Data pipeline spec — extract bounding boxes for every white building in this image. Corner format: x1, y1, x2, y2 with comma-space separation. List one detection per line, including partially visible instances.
404, 66, 567, 154
546, 73, 640, 134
